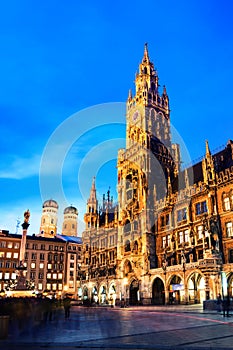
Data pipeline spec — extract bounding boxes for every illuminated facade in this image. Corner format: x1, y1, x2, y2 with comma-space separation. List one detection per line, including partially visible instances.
80, 45, 233, 305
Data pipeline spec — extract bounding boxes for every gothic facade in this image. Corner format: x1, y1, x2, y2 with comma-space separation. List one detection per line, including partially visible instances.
80, 45, 233, 306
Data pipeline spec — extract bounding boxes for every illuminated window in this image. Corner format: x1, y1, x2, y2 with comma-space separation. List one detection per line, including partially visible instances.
38, 283, 43, 290
8, 242, 13, 248
39, 263, 44, 269
52, 273, 57, 279
47, 264, 52, 270
224, 197, 230, 211
52, 283, 57, 290
0, 252, 4, 258
31, 262, 36, 269
179, 231, 183, 244
11, 273, 17, 280
4, 272, 10, 279
197, 225, 203, 239
47, 273, 51, 279
162, 236, 166, 248
46, 283, 51, 290
58, 273, 62, 279
226, 222, 233, 237
6, 252, 11, 258
14, 242, 20, 249
13, 253, 19, 259
0, 272, 2, 279
184, 230, 189, 242
58, 284, 63, 290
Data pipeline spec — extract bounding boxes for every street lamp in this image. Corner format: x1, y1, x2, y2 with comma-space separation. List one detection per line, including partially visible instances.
162, 253, 168, 305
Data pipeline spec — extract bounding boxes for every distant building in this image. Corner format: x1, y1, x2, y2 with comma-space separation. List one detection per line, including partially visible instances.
0, 230, 82, 297
39, 200, 59, 237
62, 206, 78, 237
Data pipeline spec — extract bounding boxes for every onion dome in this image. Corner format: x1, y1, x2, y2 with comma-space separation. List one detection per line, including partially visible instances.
42, 199, 59, 209
63, 205, 78, 215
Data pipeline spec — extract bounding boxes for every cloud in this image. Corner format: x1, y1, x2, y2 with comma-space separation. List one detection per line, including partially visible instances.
0, 154, 41, 179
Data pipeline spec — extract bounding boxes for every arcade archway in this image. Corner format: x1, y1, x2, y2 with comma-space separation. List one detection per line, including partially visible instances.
129, 279, 139, 305
152, 277, 165, 305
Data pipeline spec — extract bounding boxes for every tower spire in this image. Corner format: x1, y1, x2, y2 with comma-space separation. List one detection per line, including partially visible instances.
143, 42, 149, 63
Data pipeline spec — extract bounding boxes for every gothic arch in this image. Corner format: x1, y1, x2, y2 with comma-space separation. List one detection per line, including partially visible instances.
123, 259, 133, 276
152, 277, 165, 305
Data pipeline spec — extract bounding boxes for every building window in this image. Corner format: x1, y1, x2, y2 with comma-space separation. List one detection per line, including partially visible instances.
13, 253, 19, 259
196, 201, 207, 215
11, 272, 17, 279
46, 283, 51, 290
6, 252, 11, 258
184, 230, 189, 243
58, 273, 62, 280
197, 225, 203, 240
59, 264, 63, 270
38, 283, 43, 290
49, 245, 53, 251
125, 240, 131, 252
32, 244, 38, 250
5, 261, 10, 268
226, 222, 233, 237
177, 208, 187, 222
31, 262, 36, 269
58, 284, 63, 290
39, 263, 44, 269
12, 262, 17, 269
40, 253, 45, 260
179, 231, 183, 244
162, 236, 166, 248
39, 272, 44, 279
8, 242, 13, 248
41, 244, 45, 250
70, 262, 74, 268
0, 261, 3, 268
0, 241, 6, 248
52, 283, 57, 290
47, 273, 52, 279
31, 253, 37, 260
48, 263, 52, 269
224, 197, 230, 211
4, 272, 10, 280
30, 272, 36, 280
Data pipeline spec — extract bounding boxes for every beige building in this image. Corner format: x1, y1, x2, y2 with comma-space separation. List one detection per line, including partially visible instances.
79, 45, 233, 306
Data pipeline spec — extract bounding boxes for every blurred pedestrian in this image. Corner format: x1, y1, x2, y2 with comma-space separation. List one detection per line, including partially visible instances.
217, 293, 222, 312
63, 295, 71, 319
222, 294, 230, 317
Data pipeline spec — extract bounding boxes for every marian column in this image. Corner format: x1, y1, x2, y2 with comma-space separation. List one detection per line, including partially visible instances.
16, 209, 30, 289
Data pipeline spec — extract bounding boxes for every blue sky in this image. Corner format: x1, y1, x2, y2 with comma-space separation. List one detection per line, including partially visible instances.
0, 0, 232, 235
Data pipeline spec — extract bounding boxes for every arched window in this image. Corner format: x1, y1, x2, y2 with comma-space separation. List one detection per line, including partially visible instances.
143, 67, 147, 74
125, 240, 131, 252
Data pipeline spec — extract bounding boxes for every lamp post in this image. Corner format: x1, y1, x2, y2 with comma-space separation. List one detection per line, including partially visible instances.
181, 249, 188, 304
162, 253, 168, 305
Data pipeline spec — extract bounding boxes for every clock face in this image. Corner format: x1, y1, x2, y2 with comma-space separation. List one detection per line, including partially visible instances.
132, 110, 140, 123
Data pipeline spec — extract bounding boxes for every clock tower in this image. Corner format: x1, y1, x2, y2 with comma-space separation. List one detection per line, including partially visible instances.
117, 45, 180, 303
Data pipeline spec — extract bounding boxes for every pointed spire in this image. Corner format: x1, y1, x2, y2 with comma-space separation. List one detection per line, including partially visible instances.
128, 89, 132, 100
143, 42, 149, 63
205, 140, 211, 156
89, 176, 97, 203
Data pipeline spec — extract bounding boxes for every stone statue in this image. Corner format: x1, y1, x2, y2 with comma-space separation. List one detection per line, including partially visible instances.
24, 209, 30, 223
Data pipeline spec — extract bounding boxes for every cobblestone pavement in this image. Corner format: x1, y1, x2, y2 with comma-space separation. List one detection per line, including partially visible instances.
2, 304, 233, 349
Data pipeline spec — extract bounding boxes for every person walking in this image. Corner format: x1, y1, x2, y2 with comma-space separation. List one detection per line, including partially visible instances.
217, 293, 222, 313
222, 294, 230, 317
63, 295, 71, 319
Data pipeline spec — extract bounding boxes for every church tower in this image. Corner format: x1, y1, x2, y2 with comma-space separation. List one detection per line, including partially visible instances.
62, 205, 78, 236
117, 45, 180, 302
84, 177, 98, 229
39, 199, 58, 237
